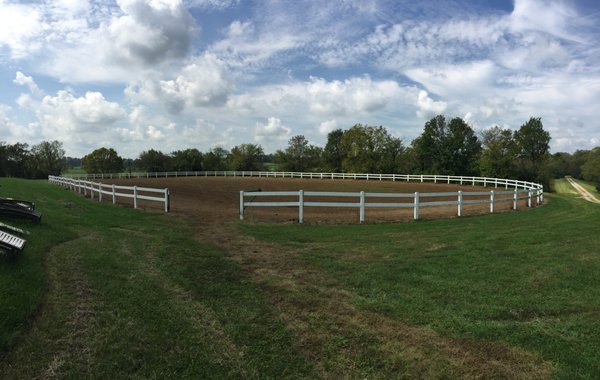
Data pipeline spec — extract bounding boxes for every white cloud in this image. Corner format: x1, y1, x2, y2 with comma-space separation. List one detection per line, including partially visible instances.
416, 90, 447, 119
126, 53, 233, 113
39, 90, 127, 133
13, 71, 43, 96
0, 2, 44, 59
254, 117, 291, 144
318, 119, 339, 135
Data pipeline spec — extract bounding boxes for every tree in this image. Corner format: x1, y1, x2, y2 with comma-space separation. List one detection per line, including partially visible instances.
227, 144, 264, 171
581, 147, 600, 186
135, 149, 171, 172
27, 140, 66, 178
323, 129, 344, 172
412, 115, 481, 175
479, 126, 518, 178
82, 147, 123, 174
0, 142, 29, 177
171, 148, 203, 171
275, 135, 323, 172
514, 117, 551, 186
339, 124, 404, 173
203, 147, 229, 171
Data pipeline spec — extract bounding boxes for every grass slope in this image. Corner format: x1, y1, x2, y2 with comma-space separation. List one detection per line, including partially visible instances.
0, 178, 314, 378
241, 183, 600, 378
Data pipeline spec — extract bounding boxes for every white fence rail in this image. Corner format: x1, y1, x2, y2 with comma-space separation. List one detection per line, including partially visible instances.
48, 175, 170, 212
67, 170, 542, 191
240, 188, 540, 223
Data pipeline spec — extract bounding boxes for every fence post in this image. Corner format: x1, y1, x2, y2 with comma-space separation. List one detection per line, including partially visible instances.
239, 191, 244, 220
457, 191, 462, 217
112, 184, 116, 204
414, 192, 419, 220
513, 189, 517, 210
91, 182, 94, 200
490, 191, 495, 213
528, 191, 532, 208
134, 186, 138, 209
165, 189, 170, 213
98, 183, 103, 202
359, 191, 365, 223
299, 190, 304, 224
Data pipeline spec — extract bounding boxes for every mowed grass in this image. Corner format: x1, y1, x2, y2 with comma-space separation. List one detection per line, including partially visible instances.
241, 181, 600, 378
0, 178, 314, 378
2, 177, 600, 378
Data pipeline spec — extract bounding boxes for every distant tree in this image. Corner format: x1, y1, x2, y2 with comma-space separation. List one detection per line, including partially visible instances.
82, 147, 123, 174
339, 124, 404, 173
514, 117, 551, 187
135, 149, 171, 172
479, 126, 518, 178
227, 144, 264, 171
412, 115, 481, 175
171, 148, 203, 171
0, 142, 29, 177
27, 140, 66, 178
581, 147, 600, 186
274, 135, 323, 172
203, 147, 229, 171
323, 129, 344, 172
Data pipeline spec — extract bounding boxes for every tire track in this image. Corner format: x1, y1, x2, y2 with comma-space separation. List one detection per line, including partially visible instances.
566, 177, 600, 204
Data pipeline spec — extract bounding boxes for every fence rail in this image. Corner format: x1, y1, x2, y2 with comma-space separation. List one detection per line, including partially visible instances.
66, 170, 542, 191
48, 176, 170, 212
240, 188, 539, 223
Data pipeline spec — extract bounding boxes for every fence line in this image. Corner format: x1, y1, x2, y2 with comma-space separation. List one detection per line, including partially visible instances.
48, 176, 170, 212
66, 170, 543, 192
240, 188, 538, 223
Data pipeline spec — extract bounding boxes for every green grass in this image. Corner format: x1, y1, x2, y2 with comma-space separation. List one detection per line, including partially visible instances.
0, 178, 314, 378
240, 192, 600, 378
3, 177, 600, 378
552, 178, 578, 195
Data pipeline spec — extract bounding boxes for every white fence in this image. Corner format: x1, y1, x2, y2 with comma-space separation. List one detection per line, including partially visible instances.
240, 188, 539, 223
48, 175, 170, 212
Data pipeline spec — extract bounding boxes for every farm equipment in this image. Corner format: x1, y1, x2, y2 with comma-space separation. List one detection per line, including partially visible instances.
0, 198, 42, 223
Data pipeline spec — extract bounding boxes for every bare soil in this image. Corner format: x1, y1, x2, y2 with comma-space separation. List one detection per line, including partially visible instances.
105, 176, 532, 224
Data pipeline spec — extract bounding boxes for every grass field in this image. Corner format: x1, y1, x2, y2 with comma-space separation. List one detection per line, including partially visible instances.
1, 177, 599, 378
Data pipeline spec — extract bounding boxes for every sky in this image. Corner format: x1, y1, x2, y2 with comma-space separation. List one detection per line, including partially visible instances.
1, 0, 600, 158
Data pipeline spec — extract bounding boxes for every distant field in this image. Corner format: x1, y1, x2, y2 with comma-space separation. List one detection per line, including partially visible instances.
1, 177, 599, 378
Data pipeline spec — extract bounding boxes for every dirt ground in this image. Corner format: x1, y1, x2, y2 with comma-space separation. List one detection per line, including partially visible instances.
104, 176, 535, 224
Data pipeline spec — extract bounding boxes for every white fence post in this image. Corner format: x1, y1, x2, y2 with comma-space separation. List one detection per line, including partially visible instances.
513, 189, 518, 210
457, 190, 462, 217
112, 184, 116, 204
165, 189, 170, 213
133, 186, 138, 209
490, 191, 495, 213
98, 183, 103, 202
359, 191, 365, 223
528, 191, 532, 208
414, 192, 419, 220
239, 191, 244, 220
299, 190, 304, 224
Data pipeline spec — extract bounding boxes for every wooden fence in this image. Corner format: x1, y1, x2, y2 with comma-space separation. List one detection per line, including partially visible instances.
48, 176, 170, 212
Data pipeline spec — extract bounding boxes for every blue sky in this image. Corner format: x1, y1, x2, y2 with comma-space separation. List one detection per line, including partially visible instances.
1, 0, 599, 157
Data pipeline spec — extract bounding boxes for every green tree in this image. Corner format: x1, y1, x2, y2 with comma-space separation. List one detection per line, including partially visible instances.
228, 144, 264, 171
82, 147, 124, 174
274, 135, 323, 172
323, 129, 344, 172
339, 124, 404, 173
412, 115, 481, 175
171, 148, 203, 171
479, 126, 518, 178
581, 147, 600, 186
27, 140, 66, 178
0, 142, 29, 177
135, 149, 171, 172
203, 147, 229, 171
514, 117, 551, 186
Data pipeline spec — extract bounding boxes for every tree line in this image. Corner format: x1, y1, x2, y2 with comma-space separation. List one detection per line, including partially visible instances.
2, 115, 599, 191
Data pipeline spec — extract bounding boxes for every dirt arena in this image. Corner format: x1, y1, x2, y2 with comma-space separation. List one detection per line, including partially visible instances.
101, 176, 535, 224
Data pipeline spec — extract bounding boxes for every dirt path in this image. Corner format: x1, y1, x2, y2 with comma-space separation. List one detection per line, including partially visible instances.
566, 177, 600, 204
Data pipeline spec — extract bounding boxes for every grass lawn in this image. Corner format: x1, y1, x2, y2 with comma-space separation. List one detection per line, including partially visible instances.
1, 177, 600, 378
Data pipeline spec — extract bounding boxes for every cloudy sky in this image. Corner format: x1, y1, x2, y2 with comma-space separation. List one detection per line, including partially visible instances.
1, 0, 599, 157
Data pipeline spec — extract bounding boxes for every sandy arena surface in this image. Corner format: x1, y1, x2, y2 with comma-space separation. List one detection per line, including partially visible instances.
101, 176, 535, 224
